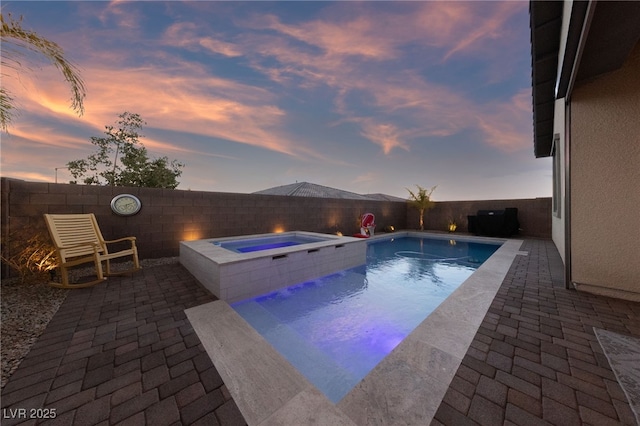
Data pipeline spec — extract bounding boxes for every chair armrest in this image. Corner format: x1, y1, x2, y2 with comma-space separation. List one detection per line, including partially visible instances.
103, 236, 137, 246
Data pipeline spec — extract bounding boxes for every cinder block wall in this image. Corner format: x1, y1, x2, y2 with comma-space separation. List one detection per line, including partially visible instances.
407, 198, 552, 238
0, 178, 406, 261
1, 178, 551, 277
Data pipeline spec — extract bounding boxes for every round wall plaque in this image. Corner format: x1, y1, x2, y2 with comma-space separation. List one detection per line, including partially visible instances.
110, 194, 142, 216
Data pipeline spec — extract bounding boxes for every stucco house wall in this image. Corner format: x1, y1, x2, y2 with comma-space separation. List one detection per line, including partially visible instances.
570, 43, 640, 300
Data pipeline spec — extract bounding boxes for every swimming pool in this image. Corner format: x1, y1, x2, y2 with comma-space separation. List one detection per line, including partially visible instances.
185, 232, 525, 425
231, 236, 500, 402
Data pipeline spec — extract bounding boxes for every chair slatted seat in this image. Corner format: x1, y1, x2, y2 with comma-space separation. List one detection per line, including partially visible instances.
44, 213, 140, 288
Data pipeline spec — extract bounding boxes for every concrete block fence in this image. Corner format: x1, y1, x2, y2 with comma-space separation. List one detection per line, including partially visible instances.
411, 197, 552, 237
1, 178, 550, 277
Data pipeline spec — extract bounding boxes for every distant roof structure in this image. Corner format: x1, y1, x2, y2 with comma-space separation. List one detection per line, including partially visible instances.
254, 182, 405, 202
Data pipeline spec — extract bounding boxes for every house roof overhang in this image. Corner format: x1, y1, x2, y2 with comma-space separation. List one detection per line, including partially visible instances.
530, 1, 640, 158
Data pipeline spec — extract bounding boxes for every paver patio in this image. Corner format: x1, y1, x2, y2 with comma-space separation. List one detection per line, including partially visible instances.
1, 262, 245, 426
2, 238, 639, 425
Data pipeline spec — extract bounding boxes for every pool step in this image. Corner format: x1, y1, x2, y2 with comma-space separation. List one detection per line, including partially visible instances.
233, 300, 360, 403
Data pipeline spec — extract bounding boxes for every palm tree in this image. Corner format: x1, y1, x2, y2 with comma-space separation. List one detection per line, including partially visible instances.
0, 12, 86, 131
406, 184, 437, 231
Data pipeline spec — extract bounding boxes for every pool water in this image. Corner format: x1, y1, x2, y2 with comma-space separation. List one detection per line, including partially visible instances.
232, 236, 500, 403
230, 240, 300, 253
214, 234, 330, 253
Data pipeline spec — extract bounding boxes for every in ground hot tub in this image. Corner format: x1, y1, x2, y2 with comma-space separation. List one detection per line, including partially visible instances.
217, 233, 332, 253
180, 231, 366, 303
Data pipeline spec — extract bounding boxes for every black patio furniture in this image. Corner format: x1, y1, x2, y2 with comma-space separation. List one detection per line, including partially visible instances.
467, 208, 520, 237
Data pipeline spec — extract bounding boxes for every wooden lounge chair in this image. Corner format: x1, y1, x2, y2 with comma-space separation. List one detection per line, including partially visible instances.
44, 213, 140, 288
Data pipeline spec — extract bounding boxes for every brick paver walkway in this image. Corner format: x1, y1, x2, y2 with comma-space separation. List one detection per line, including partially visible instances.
2, 239, 639, 425
1, 263, 246, 425
432, 239, 640, 425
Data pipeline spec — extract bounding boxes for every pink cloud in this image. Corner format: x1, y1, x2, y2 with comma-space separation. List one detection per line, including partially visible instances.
231, 2, 529, 154
163, 22, 243, 57
259, 14, 397, 60
247, 2, 525, 63
354, 119, 410, 155
441, 2, 526, 62
3, 49, 338, 166
475, 89, 533, 152
2, 0, 533, 191
96, 0, 144, 30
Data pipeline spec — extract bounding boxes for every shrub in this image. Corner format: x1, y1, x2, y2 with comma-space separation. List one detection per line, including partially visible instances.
1, 225, 57, 284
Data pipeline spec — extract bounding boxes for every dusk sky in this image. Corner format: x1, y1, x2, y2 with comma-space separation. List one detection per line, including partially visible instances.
1, 1, 551, 201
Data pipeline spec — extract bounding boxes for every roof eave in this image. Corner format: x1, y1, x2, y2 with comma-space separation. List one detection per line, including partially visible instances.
530, 0, 640, 159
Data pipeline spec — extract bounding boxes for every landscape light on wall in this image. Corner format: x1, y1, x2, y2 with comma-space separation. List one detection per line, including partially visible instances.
182, 231, 202, 241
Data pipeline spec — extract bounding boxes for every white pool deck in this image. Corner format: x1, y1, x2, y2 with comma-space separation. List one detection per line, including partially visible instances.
185, 232, 525, 425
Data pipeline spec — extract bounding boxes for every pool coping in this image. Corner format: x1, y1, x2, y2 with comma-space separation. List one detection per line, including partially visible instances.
185, 232, 525, 425
181, 231, 362, 266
